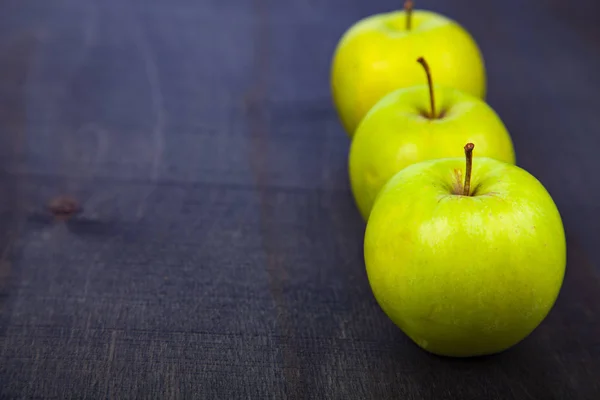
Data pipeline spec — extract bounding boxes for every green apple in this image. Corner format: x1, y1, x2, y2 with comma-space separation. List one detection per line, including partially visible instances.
364, 143, 567, 357
349, 57, 515, 221
331, 1, 487, 137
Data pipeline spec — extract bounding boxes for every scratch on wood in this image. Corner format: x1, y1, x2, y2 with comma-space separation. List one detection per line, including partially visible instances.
104, 329, 118, 397
244, 0, 305, 397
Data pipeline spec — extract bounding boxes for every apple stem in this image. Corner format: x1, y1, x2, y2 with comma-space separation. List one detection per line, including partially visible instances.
416, 57, 436, 119
463, 143, 474, 196
405, 1, 413, 30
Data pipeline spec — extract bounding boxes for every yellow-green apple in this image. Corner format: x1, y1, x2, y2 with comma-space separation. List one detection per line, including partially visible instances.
364, 143, 567, 357
349, 57, 515, 221
330, 1, 487, 137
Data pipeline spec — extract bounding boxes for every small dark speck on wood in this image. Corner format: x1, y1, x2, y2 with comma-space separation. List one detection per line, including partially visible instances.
48, 196, 82, 220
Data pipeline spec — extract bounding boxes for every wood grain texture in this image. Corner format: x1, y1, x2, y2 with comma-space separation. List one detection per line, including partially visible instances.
0, 0, 598, 398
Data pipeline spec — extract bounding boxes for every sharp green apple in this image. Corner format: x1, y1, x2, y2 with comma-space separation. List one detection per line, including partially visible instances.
364, 143, 567, 357
331, 1, 486, 137
349, 57, 515, 221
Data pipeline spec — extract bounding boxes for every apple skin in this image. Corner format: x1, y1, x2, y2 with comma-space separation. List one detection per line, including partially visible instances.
331, 9, 486, 137
349, 84, 515, 221
364, 156, 566, 358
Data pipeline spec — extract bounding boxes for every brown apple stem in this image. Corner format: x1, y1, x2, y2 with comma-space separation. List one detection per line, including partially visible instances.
416, 57, 435, 118
404, 1, 414, 30
463, 143, 474, 196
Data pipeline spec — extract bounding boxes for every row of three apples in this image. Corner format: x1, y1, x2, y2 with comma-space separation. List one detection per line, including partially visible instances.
328, 3, 567, 358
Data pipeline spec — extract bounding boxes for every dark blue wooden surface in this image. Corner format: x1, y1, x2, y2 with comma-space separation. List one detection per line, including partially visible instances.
0, 0, 599, 398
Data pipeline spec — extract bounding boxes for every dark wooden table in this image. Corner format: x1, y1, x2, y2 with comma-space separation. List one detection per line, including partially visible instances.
1, 0, 599, 398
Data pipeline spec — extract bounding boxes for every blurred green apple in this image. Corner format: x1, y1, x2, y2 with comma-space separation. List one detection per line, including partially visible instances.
364, 144, 567, 357
331, 1, 487, 137
349, 57, 515, 221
